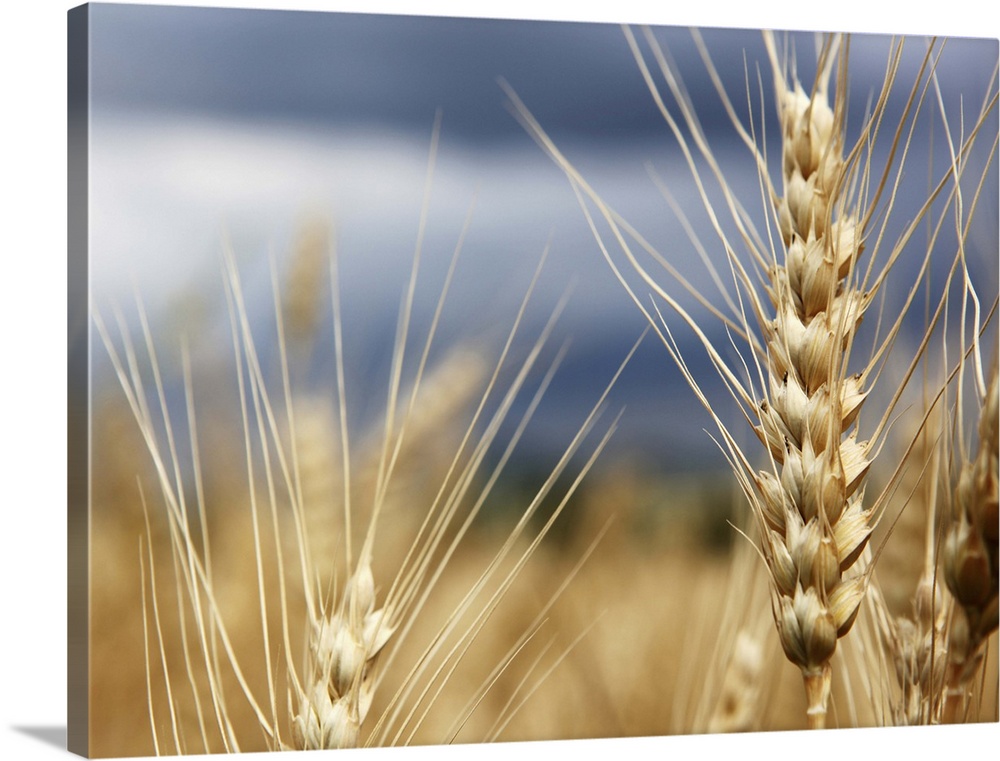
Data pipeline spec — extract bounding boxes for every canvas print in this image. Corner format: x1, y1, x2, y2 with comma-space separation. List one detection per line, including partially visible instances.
68, 2, 999, 757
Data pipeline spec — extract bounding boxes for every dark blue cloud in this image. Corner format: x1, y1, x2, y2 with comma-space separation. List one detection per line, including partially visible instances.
88, 4, 767, 144
90, 4, 999, 151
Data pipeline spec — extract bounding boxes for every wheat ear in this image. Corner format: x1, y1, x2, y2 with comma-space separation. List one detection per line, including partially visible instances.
867, 419, 951, 726
291, 561, 394, 748
503, 26, 999, 728
737, 32, 877, 728
942, 360, 999, 720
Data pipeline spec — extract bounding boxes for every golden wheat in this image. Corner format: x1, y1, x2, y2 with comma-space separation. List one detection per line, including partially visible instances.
505, 25, 998, 729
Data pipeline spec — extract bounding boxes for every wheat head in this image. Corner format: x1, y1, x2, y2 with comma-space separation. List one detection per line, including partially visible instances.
504, 26, 998, 729
93, 125, 637, 752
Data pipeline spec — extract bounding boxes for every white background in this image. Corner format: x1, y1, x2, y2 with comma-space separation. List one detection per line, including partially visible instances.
2, 1, 998, 760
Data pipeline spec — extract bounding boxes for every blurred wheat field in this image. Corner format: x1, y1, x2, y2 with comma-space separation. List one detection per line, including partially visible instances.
88, 394, 802, 757
84, 16, 998, 759
88, 349, 998, 755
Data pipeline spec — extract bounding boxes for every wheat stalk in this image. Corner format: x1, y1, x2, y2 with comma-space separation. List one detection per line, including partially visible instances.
504, 26, 998, 729
94, 120, 641, 750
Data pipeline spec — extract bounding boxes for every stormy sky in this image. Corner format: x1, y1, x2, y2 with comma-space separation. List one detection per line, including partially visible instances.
85, 2, 999, 471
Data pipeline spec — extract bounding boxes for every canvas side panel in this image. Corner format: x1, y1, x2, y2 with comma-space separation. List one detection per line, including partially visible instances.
67, 3, 90, 757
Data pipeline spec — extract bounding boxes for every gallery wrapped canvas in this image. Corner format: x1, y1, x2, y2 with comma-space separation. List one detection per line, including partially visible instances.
67, 2, 998, 758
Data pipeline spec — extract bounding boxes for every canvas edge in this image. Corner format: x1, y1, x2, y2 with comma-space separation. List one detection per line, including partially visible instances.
67, 3, 91, 757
